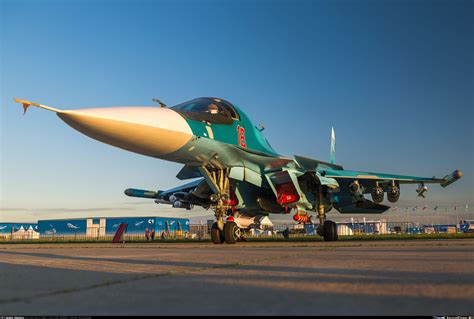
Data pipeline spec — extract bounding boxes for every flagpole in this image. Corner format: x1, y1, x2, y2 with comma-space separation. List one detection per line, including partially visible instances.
446, 207, 449, 228
456, 205, 459, 232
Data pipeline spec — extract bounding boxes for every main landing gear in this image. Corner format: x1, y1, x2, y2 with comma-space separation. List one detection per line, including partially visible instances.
315, 185, 338, 242
321, 220, 338, 241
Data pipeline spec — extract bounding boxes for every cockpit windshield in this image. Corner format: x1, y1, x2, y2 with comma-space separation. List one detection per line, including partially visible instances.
171, 98, 240, 125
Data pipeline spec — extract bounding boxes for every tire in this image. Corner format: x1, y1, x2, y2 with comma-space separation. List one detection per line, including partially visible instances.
211, 222, 224, 244
224, 221, 240, 244
323, 220, 338, 242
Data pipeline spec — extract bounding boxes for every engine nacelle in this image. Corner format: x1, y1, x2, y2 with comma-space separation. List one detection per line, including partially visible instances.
387, 185, 400, 203
371, 187, 384, 203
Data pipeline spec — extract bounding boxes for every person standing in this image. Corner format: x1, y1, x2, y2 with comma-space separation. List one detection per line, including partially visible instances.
150, 228, 155, 241
145, 227, 149, 241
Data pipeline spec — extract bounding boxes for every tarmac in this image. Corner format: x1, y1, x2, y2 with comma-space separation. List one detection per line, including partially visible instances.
0, 239, 473, 315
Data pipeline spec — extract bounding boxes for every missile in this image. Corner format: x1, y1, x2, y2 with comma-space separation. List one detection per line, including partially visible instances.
172, 200, 192, 209
124, 188, 158, 199
416, 183, 428, 198
169, 195, 177, 203
440, 170, 463, 188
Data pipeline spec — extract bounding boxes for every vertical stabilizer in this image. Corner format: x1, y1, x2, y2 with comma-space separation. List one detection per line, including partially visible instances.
330, 126, 336, 164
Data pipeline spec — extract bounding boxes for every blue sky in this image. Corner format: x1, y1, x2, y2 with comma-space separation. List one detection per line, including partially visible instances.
1, 0, 473, 223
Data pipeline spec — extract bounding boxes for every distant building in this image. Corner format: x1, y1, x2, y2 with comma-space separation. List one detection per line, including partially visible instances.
336, 220, 388, 235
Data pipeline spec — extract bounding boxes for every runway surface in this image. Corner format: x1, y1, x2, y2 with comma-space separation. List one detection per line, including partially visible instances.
0, 239, 473, 315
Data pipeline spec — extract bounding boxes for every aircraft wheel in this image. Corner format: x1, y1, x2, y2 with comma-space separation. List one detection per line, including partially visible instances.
211, 222, 224, 244
323, 220, 338, 241
224, 221, 241, 244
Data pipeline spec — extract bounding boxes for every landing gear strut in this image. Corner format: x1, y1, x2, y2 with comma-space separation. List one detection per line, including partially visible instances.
200, 166, 242, 244
316, 185, 338, 241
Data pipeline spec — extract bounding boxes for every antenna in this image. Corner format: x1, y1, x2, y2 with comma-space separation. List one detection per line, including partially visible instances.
152, 98, 167, 108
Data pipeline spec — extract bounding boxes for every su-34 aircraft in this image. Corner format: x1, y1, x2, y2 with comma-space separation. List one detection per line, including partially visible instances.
15, 97, 462, 244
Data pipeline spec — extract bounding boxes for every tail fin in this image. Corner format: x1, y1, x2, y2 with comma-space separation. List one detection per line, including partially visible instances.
329, 126, 336, 164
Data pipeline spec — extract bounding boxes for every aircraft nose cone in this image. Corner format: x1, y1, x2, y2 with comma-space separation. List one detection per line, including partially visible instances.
57, 107, 193, 157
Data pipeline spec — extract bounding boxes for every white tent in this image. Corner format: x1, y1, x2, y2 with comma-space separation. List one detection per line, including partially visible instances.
12, 226, 39, 240
259, 216, 273, 229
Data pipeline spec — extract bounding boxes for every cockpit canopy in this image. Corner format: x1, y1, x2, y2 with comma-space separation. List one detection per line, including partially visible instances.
171, 97, 240, 125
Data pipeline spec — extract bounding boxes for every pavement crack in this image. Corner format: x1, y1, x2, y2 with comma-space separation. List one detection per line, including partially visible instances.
0, 271, 175, 305
0, 254, 291, 305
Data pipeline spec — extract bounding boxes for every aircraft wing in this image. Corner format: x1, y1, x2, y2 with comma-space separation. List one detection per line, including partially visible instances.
322, 169, 462, 187
315, 169, 461, 214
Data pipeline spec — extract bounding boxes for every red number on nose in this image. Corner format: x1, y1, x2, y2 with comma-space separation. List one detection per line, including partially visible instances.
237, 125, 246, 149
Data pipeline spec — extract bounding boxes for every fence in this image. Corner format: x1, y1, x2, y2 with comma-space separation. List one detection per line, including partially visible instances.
0, 221, 471, 242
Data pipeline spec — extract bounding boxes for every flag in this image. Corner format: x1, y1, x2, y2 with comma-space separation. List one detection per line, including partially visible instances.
466, 204, 469, 212
422, 205, 428, 211
454, 205, 457, 211
434, 206, 438, 211
391, 207, 398, 212
413, 206, 418, 211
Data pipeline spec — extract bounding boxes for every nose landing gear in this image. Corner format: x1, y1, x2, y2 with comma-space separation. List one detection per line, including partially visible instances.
211, 222, 225, 244
223, 221, 241, 244
201, 166, 244, 244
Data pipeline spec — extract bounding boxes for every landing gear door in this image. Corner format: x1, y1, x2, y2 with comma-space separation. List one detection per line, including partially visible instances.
315, 172, 339, 190
264, 169, 309, 207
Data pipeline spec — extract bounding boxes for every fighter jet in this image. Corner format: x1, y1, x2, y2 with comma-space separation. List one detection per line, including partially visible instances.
15, 97, 462, 244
